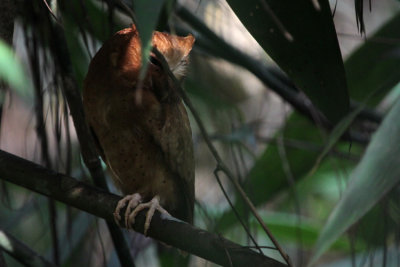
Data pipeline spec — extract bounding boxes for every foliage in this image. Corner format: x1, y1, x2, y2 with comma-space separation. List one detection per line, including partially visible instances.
0, 0, 400, 266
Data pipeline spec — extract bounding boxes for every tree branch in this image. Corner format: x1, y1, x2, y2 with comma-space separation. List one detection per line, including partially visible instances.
0, 150, 286, 267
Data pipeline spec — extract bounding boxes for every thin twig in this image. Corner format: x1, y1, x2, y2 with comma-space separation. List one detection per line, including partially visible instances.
214, 168, 263, 255
255, 135, 360, 162
276, 133, 304, 266
27, 32, 60, 265
218, 234, 234, 267
42, 0, 61, 25
310, 0, 321, 11
242, 246, 277, 250
259, 0, 293, 41
337, 32, 400, 45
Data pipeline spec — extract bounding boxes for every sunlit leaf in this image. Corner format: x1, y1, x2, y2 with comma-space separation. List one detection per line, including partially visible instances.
134, 0, 166, 81
309, 96, 400, 266
0, 40, 32, 100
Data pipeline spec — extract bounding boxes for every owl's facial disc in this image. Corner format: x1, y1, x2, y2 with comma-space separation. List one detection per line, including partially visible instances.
151, 32, 195, 80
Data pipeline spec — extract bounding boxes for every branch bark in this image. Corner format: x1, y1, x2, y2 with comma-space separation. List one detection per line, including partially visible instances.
0, 149, 286, 267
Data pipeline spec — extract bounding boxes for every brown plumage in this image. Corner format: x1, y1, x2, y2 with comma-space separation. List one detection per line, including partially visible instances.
83, 26, 195, 231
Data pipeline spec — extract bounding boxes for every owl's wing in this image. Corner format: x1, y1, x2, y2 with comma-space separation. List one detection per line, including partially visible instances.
149, 99, 195, 224
89, 126, 107, 161
165, 102, 195, 222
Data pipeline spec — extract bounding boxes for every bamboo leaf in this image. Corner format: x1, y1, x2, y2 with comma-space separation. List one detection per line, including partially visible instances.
346, 11, 400, 105
216, 11, 400, 232
310, 103, 366, 173
226, 0, 349, 123
309, 96, 400, 265
134, 0, 166, 81
0, 40, 32, 100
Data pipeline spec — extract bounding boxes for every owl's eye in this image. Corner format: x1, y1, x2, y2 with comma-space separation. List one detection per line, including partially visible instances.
149, 55, 162, 68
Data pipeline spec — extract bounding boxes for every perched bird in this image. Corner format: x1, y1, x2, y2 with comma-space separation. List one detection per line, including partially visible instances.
83, 25, 195, 234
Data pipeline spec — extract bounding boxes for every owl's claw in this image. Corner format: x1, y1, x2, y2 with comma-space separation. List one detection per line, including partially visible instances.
114, 194, 171, 236
128, 195, 171, 236
114, 193, 142, 227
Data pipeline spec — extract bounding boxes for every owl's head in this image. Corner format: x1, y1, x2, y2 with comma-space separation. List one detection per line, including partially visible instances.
151, 31, 195, 80
89, 26, 195, 89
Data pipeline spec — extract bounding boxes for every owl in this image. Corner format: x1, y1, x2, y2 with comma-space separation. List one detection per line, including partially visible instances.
83, 25, 195, 234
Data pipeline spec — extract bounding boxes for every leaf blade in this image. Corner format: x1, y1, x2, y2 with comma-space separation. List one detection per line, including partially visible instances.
0, 40, 32, 99
134, 0, 166, 80
309, 96, 400, 265
226, 0, 349, 123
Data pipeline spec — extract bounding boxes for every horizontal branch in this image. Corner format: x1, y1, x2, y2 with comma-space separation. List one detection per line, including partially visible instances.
0, 150, 286, 267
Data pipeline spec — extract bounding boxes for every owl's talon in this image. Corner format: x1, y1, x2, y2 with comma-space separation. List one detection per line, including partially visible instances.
127, 195, 171, 236
124, 194, 143, 229
113, 193, 142, 227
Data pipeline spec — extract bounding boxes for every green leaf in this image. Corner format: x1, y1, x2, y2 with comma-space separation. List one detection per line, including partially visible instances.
309, 96, 400, 266
59, 0, 120, 42
216, 10, 400, 232
63, 19, 90, 86
252, 212, 351, 250
216, 113, 325, 230
310, 102, 367, 173
185, 77, 236, 110
0, 40, 32, 100
59, 0, 123, 85
226, 0, 349, 123
134, 0, 166, 81
346, 11, 400, 105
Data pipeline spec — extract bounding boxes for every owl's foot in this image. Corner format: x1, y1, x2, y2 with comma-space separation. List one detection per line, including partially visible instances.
114, 194, 171, 236
114, 193, 142, 226
128, 195, 171, 235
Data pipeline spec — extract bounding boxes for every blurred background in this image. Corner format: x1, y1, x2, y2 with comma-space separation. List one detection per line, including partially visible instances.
1, 0, 400, 266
